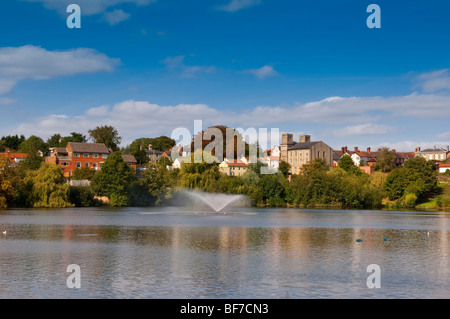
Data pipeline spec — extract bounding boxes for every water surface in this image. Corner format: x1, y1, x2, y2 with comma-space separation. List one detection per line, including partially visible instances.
0, 207, 449, 298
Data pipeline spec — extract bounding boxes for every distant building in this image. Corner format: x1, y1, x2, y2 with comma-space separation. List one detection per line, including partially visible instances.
439, 163, 450, 174
281, 134, 333, 175
219, 160, 248, 176
0, 148, 28, 163
46, 142, 136, 179
145, 144, 164, 164
415, 146, 450, 162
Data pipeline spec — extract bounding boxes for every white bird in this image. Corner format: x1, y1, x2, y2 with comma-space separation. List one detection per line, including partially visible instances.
2, 231, 6, 235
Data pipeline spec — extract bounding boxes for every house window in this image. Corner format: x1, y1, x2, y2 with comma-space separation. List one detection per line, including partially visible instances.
76, 162, 81, 168
74, 153, 80, 157
61, 162, 69, 167
93, 154, 99, 158
102, 154, 108, 159
93, 163, 98, 170
83, 153, 89, 158
84, 162, 89, 167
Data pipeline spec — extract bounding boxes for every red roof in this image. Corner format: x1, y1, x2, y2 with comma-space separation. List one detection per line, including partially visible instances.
440, 163, 450, 167
225, 160, 247, 167
1, 152, 28, 159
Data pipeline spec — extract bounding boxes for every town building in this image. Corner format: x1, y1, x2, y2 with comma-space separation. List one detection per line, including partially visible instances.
415, 146, 450, 162
0, 148, 28, 163
438, 163, 450, 174
219, 160, 248, 176
45, 142, 136, 179
281, 134, 333, 175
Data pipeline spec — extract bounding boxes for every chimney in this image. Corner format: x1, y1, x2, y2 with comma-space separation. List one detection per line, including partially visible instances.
299, 135, 311, 143
148, 144, 152, 150
447, 146, 449, 152
367, 147, 371, 153
354, 146, 359, 152
344, 146, 348, 152
5, 147, 10, 153
415, 147, 421, 152
341, 146, 345, 153
434, 146, 436, 150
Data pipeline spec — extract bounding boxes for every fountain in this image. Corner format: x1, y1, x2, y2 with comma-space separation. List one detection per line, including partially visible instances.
182, 190, 247, 213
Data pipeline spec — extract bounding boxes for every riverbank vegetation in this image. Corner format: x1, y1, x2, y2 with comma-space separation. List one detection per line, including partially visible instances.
1, 130, 448, 210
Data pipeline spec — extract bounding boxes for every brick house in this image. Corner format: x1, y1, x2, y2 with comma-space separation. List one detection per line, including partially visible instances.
46, 142, 136, 179
0, 148, 28, 163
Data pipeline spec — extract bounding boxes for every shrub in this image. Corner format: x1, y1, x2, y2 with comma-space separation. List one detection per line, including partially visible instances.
404, 193, 417, 208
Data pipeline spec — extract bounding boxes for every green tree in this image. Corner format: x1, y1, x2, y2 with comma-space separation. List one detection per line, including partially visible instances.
376, 148, 397, 173
23, 164, 72, 208
72, 167, 96, 180
47, 134, 63, 147
384, 157, 437, 200
18, 135, 47, 154
258, 174, 286, 206
1, 135, 26, 151
88, 125, 122, 151
17, 153, 44, 172
139, 164, 171, 205
278, 161, 291, 177
178, 150, 221, 191
91, 151, 137, 206
338, 155, 362, 175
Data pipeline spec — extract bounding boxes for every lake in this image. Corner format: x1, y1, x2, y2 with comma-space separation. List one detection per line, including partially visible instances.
0, 207, 449, 298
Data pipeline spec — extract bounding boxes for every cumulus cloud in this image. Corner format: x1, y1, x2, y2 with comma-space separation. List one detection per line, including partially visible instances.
216, 0, 261, 12
22, 0, 154, 16
241, 65, 279, 79
160, 56, 216, 78
334, 123, 393, 137
0, 45, 120, 95
10, 92, 450, 146
102, 9, 131, 25
415, 69, 450, 93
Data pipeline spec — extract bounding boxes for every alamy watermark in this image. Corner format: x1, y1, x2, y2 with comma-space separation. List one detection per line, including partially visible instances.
170, 120, 280, 175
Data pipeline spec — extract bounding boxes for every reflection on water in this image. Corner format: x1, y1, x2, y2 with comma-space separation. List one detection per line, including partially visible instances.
0, 207, 449, 298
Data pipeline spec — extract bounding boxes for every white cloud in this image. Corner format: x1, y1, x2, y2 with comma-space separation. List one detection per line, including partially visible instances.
0, 45, 120, 95
437, 131, 450, 140
216, 0, 261, 12
102, 9, 131, 25
241, 65, 278, 79
160, 56, 216, 78
334, 123, 393, 137
0, 97, 16, 105
10, 93, 450, 147
12, 101, 222, 145
415, 69, 450, 92
22, 0, 154, 16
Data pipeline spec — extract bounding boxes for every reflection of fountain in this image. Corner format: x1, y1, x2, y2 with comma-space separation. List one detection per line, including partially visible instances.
183, 190, 246, 213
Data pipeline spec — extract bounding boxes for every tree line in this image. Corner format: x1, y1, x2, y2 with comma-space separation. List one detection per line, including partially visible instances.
0, 125, 445, 210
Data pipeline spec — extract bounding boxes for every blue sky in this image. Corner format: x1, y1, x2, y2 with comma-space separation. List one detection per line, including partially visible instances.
1, 0, 450, 150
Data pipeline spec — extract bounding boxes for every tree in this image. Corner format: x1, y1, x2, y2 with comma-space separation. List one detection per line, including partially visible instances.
48, 132, 87, 147
302, 158, 329, 176
338, 155, 362, 175
91, 151, 137, 206
88, 125, 122, 151
18, 135, 47, 154
0, 135, 26, 151
72, 167, 96, 180
376, 148, 397, 173
17, 153, 44, 172
258, 174, 286, 206
384, 156, 437, 200
139, 164, 171, 205
278, 161, 291, 177
23, 164, 72, 208
0, 154, 20, 208
178, 150, 221, 191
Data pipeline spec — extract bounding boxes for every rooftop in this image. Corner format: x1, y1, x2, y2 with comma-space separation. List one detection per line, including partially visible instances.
68, 142, 110, 154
